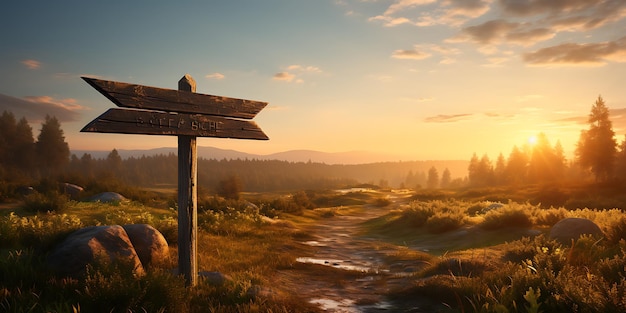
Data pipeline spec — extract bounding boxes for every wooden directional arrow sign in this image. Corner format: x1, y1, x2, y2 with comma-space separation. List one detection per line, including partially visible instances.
81, 74, 270, 287
81, 77, 268, 140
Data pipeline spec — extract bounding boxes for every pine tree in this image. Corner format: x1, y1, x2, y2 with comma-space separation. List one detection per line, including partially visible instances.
576, 96, 616, 182
440, 168, 451, 188
506, 145, 528, 185
36, 115, 70, 177
426, 166, 439, 189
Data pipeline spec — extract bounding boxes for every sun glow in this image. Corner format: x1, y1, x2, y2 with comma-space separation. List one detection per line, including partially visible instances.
528, 135, 538, 146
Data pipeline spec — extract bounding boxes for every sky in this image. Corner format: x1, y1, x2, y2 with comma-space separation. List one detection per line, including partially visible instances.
1, 0, 626, 162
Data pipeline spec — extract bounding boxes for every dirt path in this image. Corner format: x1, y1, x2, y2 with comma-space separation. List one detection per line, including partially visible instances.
274, 191, 439, 312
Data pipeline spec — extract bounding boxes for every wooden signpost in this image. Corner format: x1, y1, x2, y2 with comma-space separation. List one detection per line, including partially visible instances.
81, 74, 268, 286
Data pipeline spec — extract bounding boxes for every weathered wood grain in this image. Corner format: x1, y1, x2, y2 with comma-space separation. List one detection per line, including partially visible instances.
82, 76, 267, 119
80, 108, 269, 140
177, 74, 198, 287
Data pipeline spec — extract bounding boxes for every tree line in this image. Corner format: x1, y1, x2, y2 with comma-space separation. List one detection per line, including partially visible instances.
0, 111, 70, 181
4, 95, 619, 195
0, 109, 465, 193
465, 96, 626, 188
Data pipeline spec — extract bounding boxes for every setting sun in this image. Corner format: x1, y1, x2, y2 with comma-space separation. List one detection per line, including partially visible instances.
528, 135, 538, 146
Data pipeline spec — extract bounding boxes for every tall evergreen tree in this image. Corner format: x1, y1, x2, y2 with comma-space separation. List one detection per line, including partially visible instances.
36, 115, 70, 176
440, 168, 451, 188
505, 146, 528, 185
0, 111, 18, 171
13, 117, 35, 173
426, 166, 439, 189
576, 96, 616, 182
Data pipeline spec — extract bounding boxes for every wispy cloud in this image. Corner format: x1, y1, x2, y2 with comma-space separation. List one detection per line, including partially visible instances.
273, 72, 297, 82
523, 36, 626, 67
392, 48, 431, 60
424, 113, 473, 123
0, 93, 85, 123
365, 0, 626, 67
392, 44, 460, 62
21, 59, 41, 70
205, 72, 225, 80
273, 64, 322, 83
370, 0, 490, 27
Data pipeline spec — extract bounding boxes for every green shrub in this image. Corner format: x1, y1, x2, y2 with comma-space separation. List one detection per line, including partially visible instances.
426, 212, 464, 234
399, 203, 435, 228
22, 191, 68, 213
0, 212, 82, 249
534, 207, 569, 227
606, 217, 626, 244
373, 196, 392, 207
480, 207, 532, 230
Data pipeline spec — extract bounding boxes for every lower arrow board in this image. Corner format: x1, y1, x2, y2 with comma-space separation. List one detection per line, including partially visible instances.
81, 108, 268, 140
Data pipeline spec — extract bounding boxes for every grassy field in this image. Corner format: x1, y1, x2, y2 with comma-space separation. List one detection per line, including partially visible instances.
1, 186, 626, 312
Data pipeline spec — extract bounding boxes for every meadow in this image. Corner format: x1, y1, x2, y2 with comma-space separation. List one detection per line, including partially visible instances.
1, 184, 626, 312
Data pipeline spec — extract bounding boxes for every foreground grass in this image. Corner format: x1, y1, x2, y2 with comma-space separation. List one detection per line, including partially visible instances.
0, 200, 321, 313
366, 199, 626, 312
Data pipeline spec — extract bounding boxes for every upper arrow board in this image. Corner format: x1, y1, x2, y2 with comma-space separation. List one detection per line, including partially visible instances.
82, 77, 267, 119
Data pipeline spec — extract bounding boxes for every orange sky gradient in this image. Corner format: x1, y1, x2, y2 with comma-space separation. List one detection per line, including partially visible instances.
1, 1, 625, 162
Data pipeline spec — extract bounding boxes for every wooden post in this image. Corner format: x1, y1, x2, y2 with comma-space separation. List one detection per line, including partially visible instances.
81, 73, 268, 287
177, 74, 198, 286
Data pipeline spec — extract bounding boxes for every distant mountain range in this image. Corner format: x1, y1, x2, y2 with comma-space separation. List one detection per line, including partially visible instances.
71, 146, 449, 165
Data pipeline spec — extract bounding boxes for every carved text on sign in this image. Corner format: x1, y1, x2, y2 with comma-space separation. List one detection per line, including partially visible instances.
135, 116, 219, 133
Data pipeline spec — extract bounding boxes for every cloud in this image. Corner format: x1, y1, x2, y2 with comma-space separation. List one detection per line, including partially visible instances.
384, 0, 436, 16
286, 65, 322, 73
452, 20, 559, 48
367, 0, 626, 67
273, 72, 296, 82
205, 72, 225, 80
0, 93, 85, 123
21, 59, 41, 70
371, 0, 490, 27
392, 44, 460, 62
273, 64, 322, 83
392, 48, 431, 60
424, 113, 473, 123
523, 36, 626, 66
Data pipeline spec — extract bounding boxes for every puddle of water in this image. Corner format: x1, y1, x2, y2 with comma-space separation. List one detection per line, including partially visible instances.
303, 240, 327, 247
336, 188, 374, 194
310, 298, 357, 312
296, 257, 377, 273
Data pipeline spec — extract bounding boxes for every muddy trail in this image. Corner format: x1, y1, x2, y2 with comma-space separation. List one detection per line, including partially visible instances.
274, 192, 445, 312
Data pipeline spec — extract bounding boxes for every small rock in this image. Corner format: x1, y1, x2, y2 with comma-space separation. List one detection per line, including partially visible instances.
199, 271, 231, 286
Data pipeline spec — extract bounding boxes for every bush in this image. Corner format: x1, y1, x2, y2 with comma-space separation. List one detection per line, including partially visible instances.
533, 207, 569, 227
606, 217, 626, 245
0, 212, 83, 249
426, 213, 464, 234
479, 207, 532, 230
373, 197, 392, 207
22, 191, 68, 213
402, 206, 434, 228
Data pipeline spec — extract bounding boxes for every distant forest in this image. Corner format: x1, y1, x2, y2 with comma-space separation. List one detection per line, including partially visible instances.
2, 95, 625, 194
0, 110, 466, 193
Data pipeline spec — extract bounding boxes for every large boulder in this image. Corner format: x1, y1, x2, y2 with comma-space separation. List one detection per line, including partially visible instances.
549, 218, 603, 244
122, 224, 169, 267
48, 225, 144, 277
48, 224, 170, 277
86, 192, 127, 203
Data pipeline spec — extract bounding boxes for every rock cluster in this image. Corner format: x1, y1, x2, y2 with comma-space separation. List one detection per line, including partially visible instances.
48, 224, 169, 277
